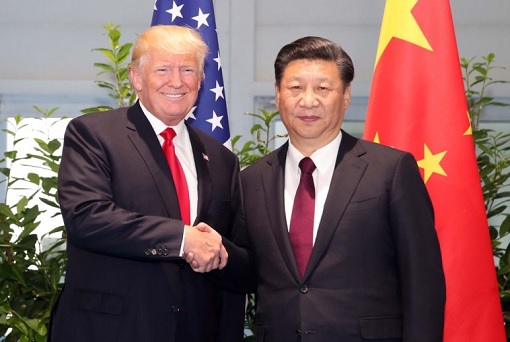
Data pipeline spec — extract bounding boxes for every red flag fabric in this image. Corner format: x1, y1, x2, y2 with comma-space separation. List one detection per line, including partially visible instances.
363, 0, 505, 340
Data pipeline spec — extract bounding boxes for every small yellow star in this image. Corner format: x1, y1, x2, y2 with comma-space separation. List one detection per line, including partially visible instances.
373, 132, 381, 144
417, 144, 447, 183
375, 0, 433, 67
464, 110, 473, 136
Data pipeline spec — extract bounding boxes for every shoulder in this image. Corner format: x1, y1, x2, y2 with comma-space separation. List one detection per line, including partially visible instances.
351, 137, 422, 180
342, 131, 414, 164
241, 144, 285, 178
67, 107, 129, 132
359, 139, 409, 158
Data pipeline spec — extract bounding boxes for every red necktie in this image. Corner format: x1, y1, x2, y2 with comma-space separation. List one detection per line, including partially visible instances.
289, 157, 316, 278
161, 128, 190, 225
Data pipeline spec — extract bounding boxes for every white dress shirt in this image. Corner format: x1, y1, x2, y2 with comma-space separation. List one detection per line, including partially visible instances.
139, 102, 199, 225
284, 131, 342, 244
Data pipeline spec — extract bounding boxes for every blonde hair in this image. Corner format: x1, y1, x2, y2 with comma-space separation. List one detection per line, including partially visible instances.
129, 25, 208, 73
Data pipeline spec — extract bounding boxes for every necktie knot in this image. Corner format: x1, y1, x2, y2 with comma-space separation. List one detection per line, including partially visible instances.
161, 127, 177, 141
299, 157, 316, 175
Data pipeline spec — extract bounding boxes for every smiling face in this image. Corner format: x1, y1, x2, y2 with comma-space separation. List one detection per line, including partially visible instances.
275, 58, 351, 155
130, 51, 202, 126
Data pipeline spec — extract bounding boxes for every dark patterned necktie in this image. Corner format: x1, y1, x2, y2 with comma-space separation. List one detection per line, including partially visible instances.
289, 157, 316, 278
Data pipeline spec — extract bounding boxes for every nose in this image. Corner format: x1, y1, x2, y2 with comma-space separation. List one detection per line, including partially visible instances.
299, 88, 319, 108
166, 68, 183, 88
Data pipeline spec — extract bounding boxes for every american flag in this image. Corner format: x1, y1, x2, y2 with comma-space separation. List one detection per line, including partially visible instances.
151, 0, 231, 146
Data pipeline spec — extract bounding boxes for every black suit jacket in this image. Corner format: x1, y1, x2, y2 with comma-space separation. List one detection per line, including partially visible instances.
49, 102, 245, 342
227, 131, 445, 342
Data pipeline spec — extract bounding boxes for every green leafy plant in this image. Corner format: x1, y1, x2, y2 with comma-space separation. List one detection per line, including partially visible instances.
0, 107, 67, 341
462, 53, 510, 335
242, 292, 257, 341
463, 53, 510, 132
232, 109, 286, 168
82, 22, 136, 113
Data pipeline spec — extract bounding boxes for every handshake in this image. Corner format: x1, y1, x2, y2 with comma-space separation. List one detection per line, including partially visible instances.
183, 222, 227, 273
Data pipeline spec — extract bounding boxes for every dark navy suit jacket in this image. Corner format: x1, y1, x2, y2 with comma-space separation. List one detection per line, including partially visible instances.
226, 131, 446, 342
49, 101, 245, 342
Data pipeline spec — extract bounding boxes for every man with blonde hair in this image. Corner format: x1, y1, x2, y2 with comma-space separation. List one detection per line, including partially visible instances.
49, 25, 245, 342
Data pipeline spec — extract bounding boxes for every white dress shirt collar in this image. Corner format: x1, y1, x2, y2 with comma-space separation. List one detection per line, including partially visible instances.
285, 130, 343, 243
138, 101, 188, 145
287, 130, 343, 173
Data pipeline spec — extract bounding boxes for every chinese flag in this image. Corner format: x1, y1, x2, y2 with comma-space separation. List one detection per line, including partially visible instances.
363, 0, 505, 340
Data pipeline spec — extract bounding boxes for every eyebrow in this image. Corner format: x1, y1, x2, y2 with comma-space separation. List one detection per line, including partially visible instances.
287, 76, 333, 83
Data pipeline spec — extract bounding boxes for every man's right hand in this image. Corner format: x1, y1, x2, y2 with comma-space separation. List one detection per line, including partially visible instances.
183, 223, 228, 273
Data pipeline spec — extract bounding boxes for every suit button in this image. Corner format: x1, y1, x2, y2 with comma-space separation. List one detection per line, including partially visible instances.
144, 248, 157, 256
300, 284, 309, 293
295, 329, 301, 336
171, 305, 181, 312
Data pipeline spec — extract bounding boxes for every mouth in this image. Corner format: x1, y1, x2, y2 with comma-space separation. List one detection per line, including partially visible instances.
162, 92, 185, 99
299, 115, 319, 123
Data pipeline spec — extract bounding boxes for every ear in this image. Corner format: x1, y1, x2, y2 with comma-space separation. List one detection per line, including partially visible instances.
198, 71, 205, 90
343, 84, 352, 109
274, 84, 281, 110
129, 66, 142, 92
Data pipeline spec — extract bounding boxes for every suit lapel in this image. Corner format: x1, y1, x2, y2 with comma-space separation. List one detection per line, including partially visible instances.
304, 132, 368, 279
125, 102, 182, 220
262, 143, 302, 282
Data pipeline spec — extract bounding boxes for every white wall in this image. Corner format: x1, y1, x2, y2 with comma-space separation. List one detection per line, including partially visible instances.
0, 0, 509, 139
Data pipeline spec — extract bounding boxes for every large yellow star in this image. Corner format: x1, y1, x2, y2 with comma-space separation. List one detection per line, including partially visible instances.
417, 144, 447, 183
375, 0, 433, 67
